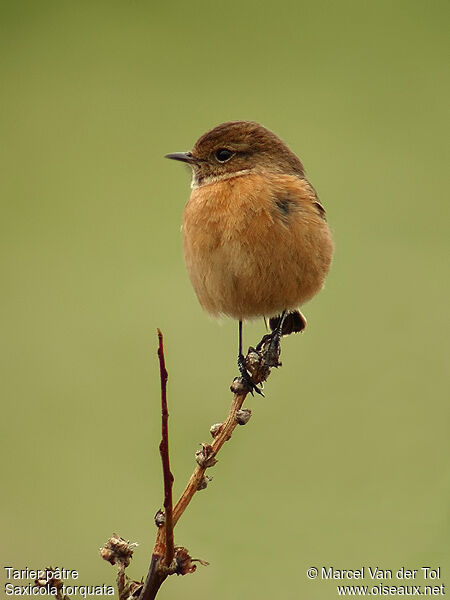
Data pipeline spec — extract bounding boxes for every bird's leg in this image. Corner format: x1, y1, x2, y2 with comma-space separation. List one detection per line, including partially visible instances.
257, 310, 286, 368
237, 320, 264, 396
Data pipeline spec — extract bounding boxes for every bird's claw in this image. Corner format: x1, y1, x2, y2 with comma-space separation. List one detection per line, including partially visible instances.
255, 331, 282, 368
237, 354, 264, 396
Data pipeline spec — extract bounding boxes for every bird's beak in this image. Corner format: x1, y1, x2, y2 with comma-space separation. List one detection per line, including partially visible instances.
165, 151, 196, 164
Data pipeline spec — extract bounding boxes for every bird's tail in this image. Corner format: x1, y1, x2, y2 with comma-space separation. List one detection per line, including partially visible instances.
269, 310, 307, 336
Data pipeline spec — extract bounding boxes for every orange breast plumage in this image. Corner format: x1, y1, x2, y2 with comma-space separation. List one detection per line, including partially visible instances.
182, 172, 333, 320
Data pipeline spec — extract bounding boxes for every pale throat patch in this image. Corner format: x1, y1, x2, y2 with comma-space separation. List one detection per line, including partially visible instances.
191, 169, 251, 189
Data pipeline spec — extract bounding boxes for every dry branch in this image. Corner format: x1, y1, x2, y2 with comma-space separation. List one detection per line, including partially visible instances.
102, 329, 282, 600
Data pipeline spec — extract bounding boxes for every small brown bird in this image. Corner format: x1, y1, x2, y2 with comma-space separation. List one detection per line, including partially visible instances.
166, 121, 333, 393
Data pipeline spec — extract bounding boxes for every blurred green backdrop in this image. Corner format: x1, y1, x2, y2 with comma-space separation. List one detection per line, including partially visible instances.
1, 1, 449, 598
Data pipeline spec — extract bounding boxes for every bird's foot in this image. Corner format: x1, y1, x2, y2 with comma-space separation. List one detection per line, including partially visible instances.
237, 353, 264, 396
256, 330, 282, 369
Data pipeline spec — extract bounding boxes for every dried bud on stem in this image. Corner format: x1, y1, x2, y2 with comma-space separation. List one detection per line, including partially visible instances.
100, 534, 138, 568
197, 475, 212, 490
230, 377, 248, 394
235, 408, 252, 425
195, 443, 218, 468
209, 422, 223, 437
154, 510, 165, 528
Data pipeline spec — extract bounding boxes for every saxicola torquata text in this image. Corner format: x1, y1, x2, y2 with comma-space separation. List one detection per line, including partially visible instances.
166, 121, 333, 394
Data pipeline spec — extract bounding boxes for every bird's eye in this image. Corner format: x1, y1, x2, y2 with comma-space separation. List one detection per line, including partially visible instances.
215, 148, 234, 163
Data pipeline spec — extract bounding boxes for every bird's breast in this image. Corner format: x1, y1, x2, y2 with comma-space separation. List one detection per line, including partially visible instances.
182, 172, 333, 319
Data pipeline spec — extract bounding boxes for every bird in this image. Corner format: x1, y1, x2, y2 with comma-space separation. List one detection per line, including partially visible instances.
166, 121, 333, 394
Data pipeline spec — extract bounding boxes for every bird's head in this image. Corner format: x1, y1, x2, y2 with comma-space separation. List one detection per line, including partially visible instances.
165, 121, 304, 186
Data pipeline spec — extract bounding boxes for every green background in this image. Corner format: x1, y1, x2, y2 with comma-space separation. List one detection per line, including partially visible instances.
1, 1, 449, 598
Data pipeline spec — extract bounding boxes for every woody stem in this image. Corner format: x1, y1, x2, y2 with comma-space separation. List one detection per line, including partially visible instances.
157, 329, 174, 568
